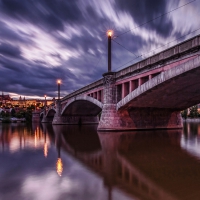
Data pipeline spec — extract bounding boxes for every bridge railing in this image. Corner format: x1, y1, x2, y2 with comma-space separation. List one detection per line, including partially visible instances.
62, 78, 103, 102
40, 103, 56, 114
115, 34, 200, 79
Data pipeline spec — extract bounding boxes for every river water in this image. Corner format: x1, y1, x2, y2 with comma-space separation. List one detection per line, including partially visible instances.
0, 122, 200, 200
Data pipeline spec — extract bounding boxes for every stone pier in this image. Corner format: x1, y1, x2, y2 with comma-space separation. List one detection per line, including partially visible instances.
98, 72, 135, 131
32, 111, 41, 123
52, 100, 64, 125
41, 115, 54, 123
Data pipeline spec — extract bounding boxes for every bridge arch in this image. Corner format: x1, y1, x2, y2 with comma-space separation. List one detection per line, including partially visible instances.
46, 108, 56, 117
117, 56, 200, 111
40, 112, 44, 118
61, 95, 103, 116
40, 113, 44, 121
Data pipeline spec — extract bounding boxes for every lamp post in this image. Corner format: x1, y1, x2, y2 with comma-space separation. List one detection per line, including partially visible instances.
57, 80, 61, 100
107, 30, 113, 72
44, 95, 46, 114
44, 94, 47, 109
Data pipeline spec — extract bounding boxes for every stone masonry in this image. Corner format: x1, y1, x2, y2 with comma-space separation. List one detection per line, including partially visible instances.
98, 72, 135, 131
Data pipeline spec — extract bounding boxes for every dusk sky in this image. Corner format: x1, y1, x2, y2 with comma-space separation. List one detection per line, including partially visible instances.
0, 0, 200, 100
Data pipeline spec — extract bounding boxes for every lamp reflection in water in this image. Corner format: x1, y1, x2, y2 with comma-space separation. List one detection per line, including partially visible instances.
43, 129, 48, 158
56, 131, 63, 176
44, 143, 48, 158
56, 157, 63, 176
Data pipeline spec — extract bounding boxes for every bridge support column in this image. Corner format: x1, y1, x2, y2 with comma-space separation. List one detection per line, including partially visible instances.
52, 100, 63, 125
98, 72, 135, 131
32, 111, 40, 123
41, 115, 54, 123
128, 108, 183, 129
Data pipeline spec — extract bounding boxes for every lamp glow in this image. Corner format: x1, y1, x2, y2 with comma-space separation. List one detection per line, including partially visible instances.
57, 79, 61, 99
56, 158, 63, 176
44, 143, 48, 157
107, 30, 113, 37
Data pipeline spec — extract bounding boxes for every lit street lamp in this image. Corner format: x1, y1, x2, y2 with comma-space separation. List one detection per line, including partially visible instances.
57, 80, 61, 100
107, 30, 113, 72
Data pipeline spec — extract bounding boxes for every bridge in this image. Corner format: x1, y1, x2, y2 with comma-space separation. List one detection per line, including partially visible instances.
39, 34, 200, 130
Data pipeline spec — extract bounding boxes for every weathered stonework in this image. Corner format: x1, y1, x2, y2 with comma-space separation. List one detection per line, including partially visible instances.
128, 108, 182, 129
32, 111, 40, 123
52, 100, 62, 125
41, 116, 54, 123
98, 104, 135, 130
98, 72, 135, 131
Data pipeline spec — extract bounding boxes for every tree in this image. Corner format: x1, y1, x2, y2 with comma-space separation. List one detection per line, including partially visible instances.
181, 109, 188, 119
11, 108, 16, 117
189, 105, 199, 118
0, 110, 5, 118
25, 110, 32, 122
15, 112, 23, 118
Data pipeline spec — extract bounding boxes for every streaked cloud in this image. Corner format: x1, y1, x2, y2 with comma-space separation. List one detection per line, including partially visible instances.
0, 0, 199, 98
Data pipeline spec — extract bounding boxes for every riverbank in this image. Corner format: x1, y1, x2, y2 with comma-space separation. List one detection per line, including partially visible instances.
0, 117, 26, 123
182, 118, 200, 122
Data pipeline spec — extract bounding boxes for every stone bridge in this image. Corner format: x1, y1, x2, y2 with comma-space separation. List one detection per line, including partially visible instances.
40, 34, 200, 130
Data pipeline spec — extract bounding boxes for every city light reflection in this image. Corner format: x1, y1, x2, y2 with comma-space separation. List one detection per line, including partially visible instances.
44, 142, 48, 158
56, 158, 63, 176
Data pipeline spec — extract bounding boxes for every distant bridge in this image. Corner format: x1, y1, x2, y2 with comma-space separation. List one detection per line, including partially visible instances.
38, 34, 200, 130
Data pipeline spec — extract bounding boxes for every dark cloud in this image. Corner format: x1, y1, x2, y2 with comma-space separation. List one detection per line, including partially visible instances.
0, 42, 22, 58
0, 0, 198, 98
114, 0, 176, 37
42, 0, 83, 23
0, 0, 83, 32
0, 53, 79, 97
0, 21, 30, 43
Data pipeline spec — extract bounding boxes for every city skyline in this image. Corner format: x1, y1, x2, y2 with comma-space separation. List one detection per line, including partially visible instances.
0, 0, 200, 99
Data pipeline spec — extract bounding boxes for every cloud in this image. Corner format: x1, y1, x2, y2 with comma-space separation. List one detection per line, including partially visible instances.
114, 0, 175, 37
0, 0, 199, 98
0, 0, 83, 32
0, 42, 22, 58
0, 20, 30, 44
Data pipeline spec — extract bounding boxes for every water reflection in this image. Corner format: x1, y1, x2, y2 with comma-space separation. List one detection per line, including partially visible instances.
52, 124, 200, 200
0, 123, 51, 153
1, 122, 200, 200
181, 122, 200, 160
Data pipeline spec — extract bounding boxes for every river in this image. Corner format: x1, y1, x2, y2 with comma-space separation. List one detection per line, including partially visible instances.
0, 122, 200, 200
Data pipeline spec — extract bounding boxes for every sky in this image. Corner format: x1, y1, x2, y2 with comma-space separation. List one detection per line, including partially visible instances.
0, 0, 200, 100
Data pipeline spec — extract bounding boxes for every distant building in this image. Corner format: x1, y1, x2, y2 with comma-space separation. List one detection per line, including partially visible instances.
0, 93, 55, 108
0, 93, 12, 104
